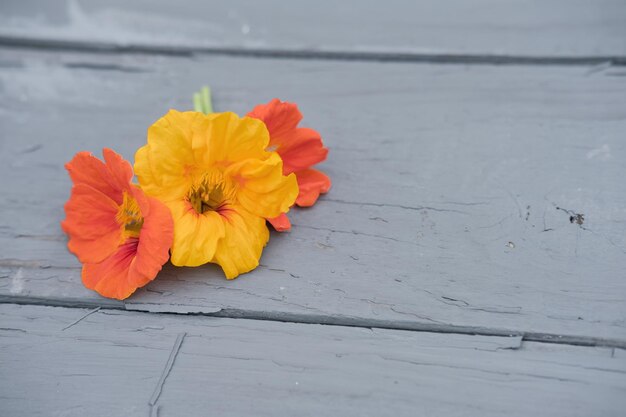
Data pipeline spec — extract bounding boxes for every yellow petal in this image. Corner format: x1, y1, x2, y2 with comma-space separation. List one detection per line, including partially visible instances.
212, 206, 269, 279
168, 200, 225, 267
227, 153, 298, 219
204, 112, 271, 166
134, 110, 198, 202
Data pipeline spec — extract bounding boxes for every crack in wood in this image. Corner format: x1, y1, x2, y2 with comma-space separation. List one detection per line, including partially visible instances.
0, 297, 623, 349
0, 36, 625, 67
322, 198, 470, 214
61, 306, 101, 331
149, 332, 186, 414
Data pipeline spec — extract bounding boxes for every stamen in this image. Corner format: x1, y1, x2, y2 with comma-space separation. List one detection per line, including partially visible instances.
188, 171, 235, 214
116, 192, 144, 238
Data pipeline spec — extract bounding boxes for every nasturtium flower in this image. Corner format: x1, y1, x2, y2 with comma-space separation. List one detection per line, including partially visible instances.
61, 149, 174, 300
248, 99, 331, 231
134, 110, 298, 279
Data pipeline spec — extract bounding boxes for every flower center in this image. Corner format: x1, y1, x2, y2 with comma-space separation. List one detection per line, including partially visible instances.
116, 191, 144, 238
188, 171, 235, 214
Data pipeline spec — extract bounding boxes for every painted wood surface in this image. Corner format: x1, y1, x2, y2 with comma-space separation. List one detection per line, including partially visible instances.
1, 47, 625, 344
1, 304, 625, 417
0, 0, 625, 60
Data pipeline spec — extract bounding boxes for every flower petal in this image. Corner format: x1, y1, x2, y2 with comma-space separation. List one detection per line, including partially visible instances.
102, 148, 134, 193
275, 127, 328, 174
247, 99, 302, 139
127, 186, 174, 285
135, 110, 197, 202
65, 149, 131, 205
295, 169, 332, 207
168, 200, 225, 267
82, 238, 139, 300
206, 112, 270, 165
247, 99, 328, 174
62, 183, 122, 263
267, 213, 291, 232
212, 206, 269, 279
227, 153, 298, 219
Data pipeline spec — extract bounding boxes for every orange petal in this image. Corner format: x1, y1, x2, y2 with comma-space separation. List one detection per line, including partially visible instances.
82, 188, 174, 300
82, 238, 139, 300
277, 127, 328, 174
267, 213, 291, 232
247, 99, 302, 139
65, 149, 131, 205
295, 169, 332, 207
128, 187, 174, 283
247, 99, 328, 174
102, 148, 134, 194
61, 183, 122, 263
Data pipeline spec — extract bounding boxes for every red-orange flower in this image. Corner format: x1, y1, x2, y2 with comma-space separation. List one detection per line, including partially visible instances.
248, 99, 331, 231
61, 149, 174, 300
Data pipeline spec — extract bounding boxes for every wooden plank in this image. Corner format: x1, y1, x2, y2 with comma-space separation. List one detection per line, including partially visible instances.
0, 0, 625, 59
0, 47, 625, 343
1, 304, 624, 417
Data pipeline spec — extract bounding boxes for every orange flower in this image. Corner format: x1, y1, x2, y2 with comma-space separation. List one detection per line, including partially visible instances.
61, 149, 174, 300
248, 99, 331, 231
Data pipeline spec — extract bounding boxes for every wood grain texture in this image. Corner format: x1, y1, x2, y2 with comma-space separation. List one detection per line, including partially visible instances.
1, 304, 625, 417
0, 0, 625, 59
0, 47, 625, 343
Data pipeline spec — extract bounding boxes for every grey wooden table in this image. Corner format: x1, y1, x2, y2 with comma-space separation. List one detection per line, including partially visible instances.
1, 1, 625, 416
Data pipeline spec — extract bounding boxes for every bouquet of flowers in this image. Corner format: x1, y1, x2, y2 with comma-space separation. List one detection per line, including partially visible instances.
61, 87, 331, 299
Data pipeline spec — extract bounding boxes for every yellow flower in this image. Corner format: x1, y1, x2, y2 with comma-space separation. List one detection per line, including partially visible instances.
134, 110, 298, 278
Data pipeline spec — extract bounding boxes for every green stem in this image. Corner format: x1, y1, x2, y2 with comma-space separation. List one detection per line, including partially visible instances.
193, 92, 203, 113
202, 86, 213, 114
193, 86, 213, 114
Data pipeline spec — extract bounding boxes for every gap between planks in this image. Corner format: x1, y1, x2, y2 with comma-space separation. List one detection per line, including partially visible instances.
1, 296, 624, 349
0, 35, 625, 67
